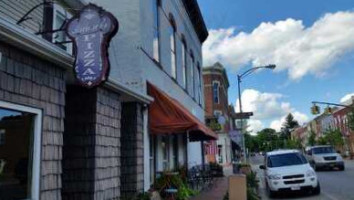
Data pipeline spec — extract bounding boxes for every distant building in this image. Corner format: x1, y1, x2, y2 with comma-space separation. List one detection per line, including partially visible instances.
203, 62, 232, 165
291, 125, 309, 147
295, 95, 354, 156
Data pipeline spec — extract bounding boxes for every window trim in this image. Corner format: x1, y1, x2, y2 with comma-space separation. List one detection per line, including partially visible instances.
52, 3, 72, 54
0, 100, 42, 200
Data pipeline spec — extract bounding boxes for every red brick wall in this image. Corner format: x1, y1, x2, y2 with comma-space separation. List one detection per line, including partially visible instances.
203, 72, 230, 132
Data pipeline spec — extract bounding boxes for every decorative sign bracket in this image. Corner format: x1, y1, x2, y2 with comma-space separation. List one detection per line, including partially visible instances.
17, 1, 72, 45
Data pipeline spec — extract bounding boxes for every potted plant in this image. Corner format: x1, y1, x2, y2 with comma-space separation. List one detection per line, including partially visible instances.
153, 170, 198, 200
238, 163, 252, 175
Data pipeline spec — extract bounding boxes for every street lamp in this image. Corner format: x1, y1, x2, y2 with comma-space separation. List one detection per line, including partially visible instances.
237, 64, 276, 162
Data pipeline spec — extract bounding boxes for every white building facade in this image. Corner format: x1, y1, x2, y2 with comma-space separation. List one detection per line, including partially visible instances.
88, 0, 212, 191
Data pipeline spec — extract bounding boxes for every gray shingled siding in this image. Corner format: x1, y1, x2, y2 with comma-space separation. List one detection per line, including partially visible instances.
0, 41, 66, 200
0, 0, 44, 33
121, 103, 144, 199
62, 86, 121, 200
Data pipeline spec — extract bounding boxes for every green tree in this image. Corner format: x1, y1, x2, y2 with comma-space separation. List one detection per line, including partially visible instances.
317, 136, 328, 145
347, 108, 354, 132
281, 113, 299, 140
255, 128, 280, 151
324, 129, 344, 147
307, 131, 316, 146
285, 139, 303, 149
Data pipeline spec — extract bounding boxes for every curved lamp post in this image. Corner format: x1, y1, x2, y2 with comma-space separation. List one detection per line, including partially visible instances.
237, 64, 276, 162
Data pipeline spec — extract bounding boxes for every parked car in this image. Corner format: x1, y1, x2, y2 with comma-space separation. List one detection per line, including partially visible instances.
305, 145, 345, 171
259, 149, 320, 198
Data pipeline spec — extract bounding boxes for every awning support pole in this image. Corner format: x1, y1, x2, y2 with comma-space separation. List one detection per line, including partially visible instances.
186, 131, 189, 169
201, 139, 206, 171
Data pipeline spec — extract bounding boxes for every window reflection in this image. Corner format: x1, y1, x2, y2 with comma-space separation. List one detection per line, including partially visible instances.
0, 108, 34, 200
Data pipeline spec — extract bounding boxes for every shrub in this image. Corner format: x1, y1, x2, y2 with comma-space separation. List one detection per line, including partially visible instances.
154, 172, 198, 200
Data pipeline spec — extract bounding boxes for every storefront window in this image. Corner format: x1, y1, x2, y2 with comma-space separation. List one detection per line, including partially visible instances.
149, 135, 155, 184
162, 136, 169, 170
0, 102, 41, 200
172, 135, 179, 170
218, 145, 223, 163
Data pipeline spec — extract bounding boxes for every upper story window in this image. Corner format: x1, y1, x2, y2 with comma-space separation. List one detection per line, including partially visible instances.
152, 0, 160, 61
190, 52, 195, 97
197, 62, 202, 105
52, 4, 72, 54
169, 15, 177, 79
213, 81, 220, 104
181, 37, 187, 89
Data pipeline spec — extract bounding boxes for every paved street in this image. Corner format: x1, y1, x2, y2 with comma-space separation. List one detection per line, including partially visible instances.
250, 155, 354, 200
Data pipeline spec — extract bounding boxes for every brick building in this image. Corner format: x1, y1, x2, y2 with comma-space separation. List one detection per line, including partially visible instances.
292, 97, 354, 156
291, 125, 308, 147
203, 62, 232, 165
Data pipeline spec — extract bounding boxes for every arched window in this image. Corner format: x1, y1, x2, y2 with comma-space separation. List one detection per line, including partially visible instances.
197, 62, 202, 104
181, 36, 187, 89
169, 15, 177, 79
190, 51, 195, 97
152, 0, 161, 61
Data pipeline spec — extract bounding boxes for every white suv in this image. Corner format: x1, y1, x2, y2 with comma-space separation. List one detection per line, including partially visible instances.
305, 145, 345, 171
260, 150, 320, 197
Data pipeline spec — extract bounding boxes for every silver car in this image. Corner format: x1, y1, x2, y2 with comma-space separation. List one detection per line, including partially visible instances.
305, 145, 345, 171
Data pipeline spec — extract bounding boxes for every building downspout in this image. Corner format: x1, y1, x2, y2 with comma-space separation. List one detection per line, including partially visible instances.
143, 105, 150, 191
186, 131, 189, 169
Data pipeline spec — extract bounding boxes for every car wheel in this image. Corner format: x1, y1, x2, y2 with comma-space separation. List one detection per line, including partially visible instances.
266, 183, 276, 198
313, 163, 319, 171
339, 165, 345, 171
312, 182, 321, 195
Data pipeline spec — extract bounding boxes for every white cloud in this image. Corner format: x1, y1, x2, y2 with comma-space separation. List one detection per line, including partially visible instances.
235, 89, 291, 120
203, 11, 354, 80
247, 119, 264, 135
236, 89, 309, 133
340, 93, 354, 104
270, 111, 309, 132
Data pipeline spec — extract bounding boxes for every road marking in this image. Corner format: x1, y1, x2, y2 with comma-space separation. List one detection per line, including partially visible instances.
321, 191, 339, 200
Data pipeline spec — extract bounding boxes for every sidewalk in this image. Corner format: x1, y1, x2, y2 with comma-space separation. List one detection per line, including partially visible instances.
189, 166, 233, 200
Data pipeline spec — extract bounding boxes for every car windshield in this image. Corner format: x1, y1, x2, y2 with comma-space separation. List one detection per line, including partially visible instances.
267, 153, 308, 168
312, 147, 335, 154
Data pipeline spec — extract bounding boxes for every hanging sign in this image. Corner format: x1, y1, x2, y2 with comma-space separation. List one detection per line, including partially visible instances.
66, 4, 118, 88
229, 130, 243, 146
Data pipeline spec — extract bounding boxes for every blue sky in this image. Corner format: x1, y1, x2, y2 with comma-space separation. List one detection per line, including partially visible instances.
198, 0, 354, 133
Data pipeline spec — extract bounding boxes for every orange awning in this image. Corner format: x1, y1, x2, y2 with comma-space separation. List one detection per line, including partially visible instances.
147, 82, 218, 141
